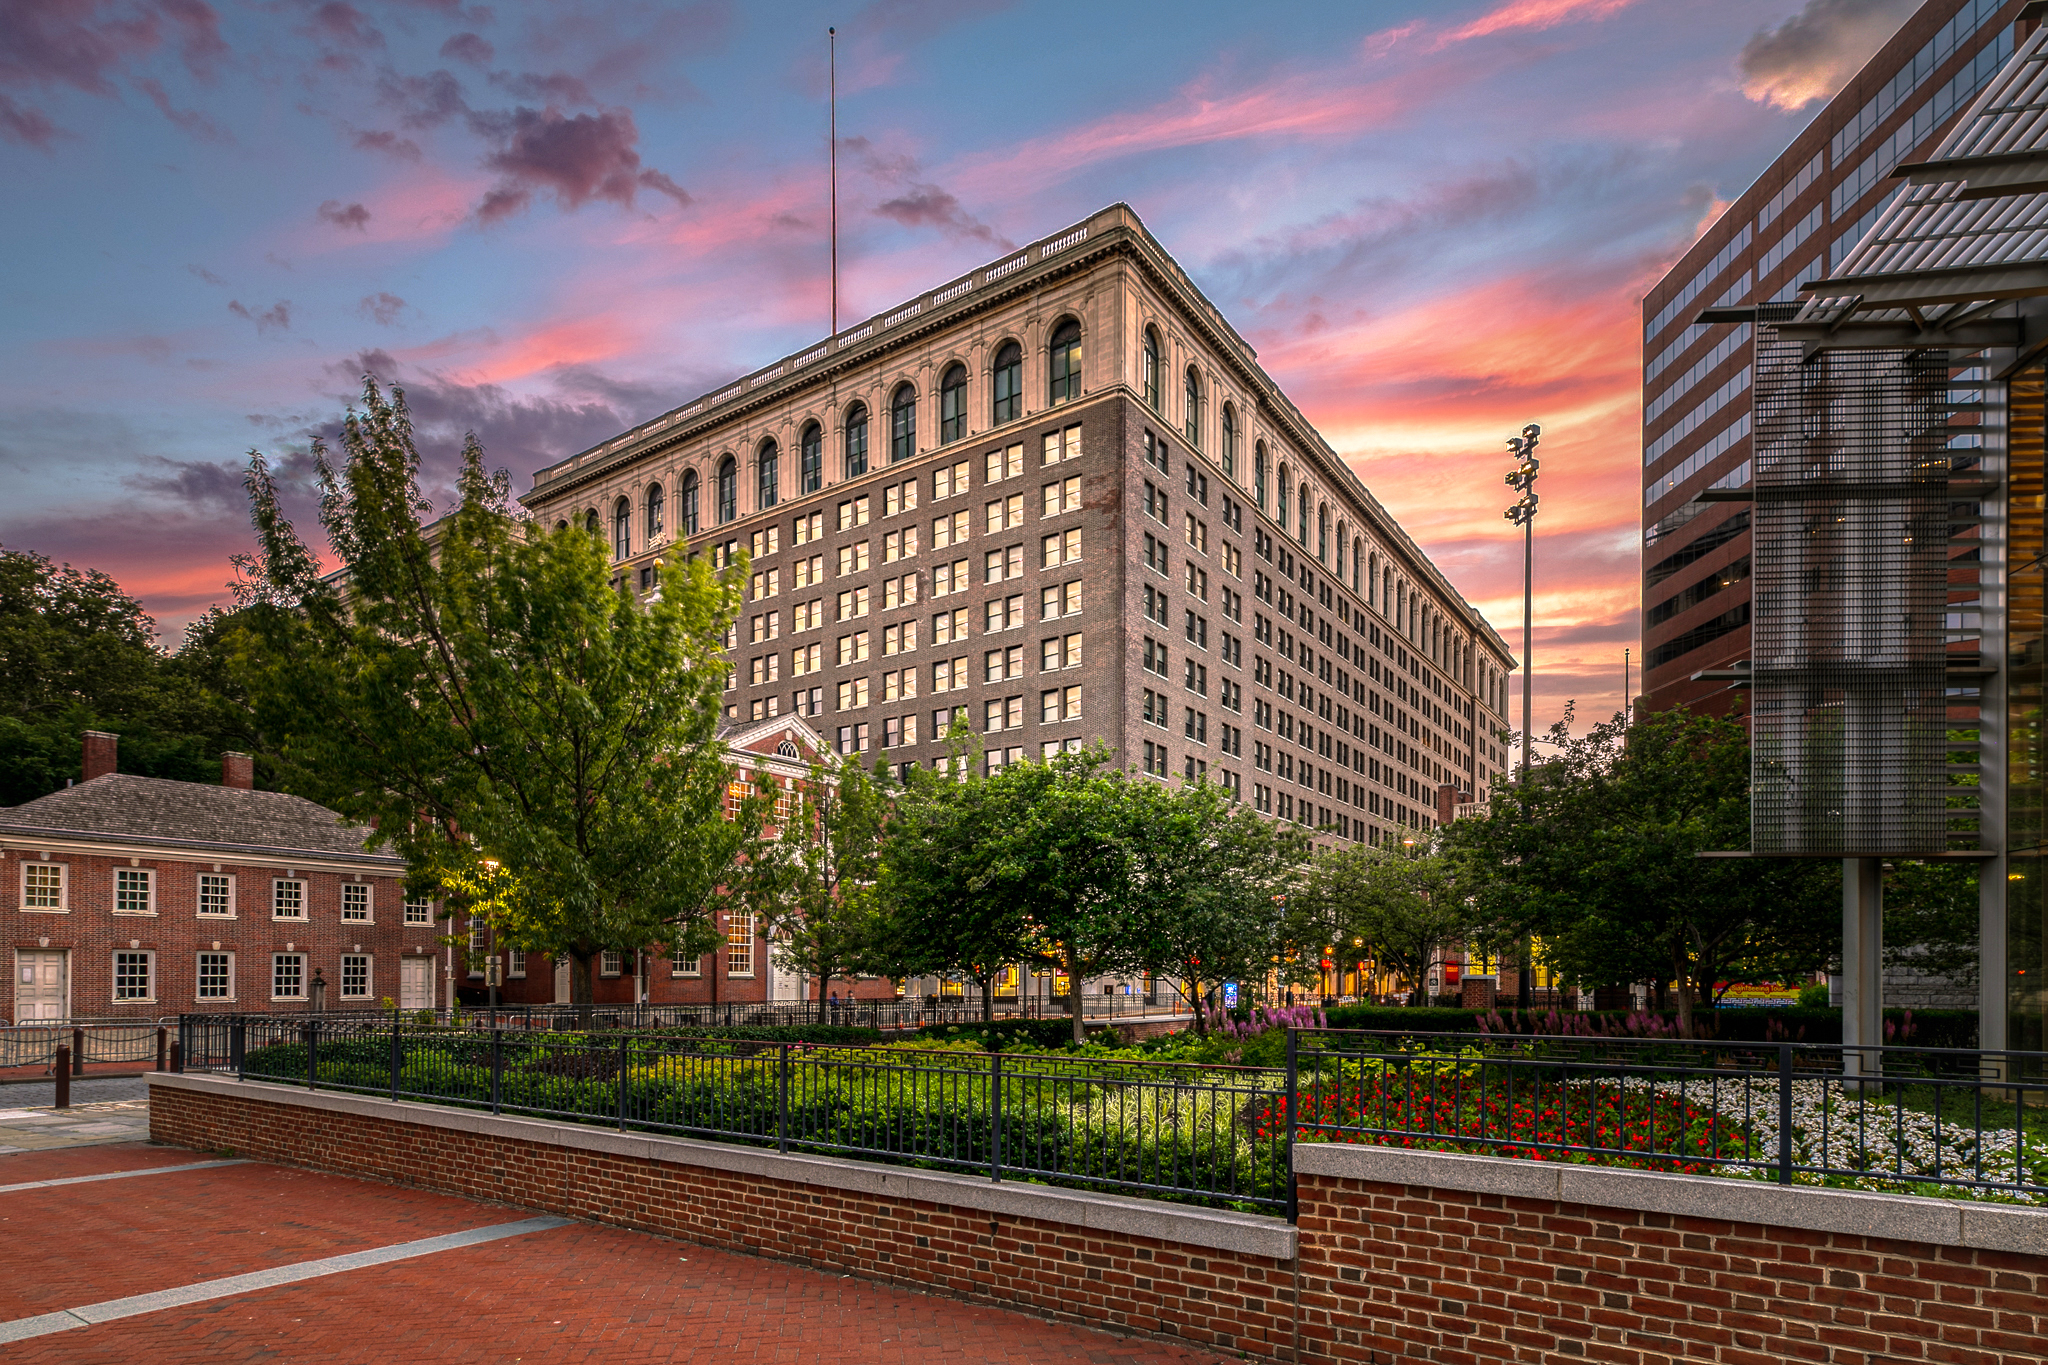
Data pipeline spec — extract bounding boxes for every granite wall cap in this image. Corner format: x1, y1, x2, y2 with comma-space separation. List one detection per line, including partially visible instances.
148, 1073, 1296, 1261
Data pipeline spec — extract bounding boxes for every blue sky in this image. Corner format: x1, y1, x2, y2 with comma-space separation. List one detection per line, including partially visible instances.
0, 0, 1924, 726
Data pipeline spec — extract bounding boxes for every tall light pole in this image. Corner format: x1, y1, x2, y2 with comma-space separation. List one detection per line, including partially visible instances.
1503, 424, 1540, 1010
1503, 424, 1541, 780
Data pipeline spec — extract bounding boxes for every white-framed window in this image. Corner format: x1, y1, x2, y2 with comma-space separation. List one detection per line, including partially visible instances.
601, 950, 624, 977
727, 912, 755, 977
197, 873, 234, 917
21, 861, 66, 912
341, 882, 372, 922
272, 953, 306, 1000
340, 953, 371, 999
467, 918, 485, 977
196, 951, 234, 1001
272, 879, 305, 919
113, 951, 153, 1002
672, 953, 702, 978
508, 950, 527, 978
404, 894, 432, 926
113, 868, 154, 915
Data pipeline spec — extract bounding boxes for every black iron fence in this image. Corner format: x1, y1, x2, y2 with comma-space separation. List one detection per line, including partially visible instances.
184, 1014, 1285, 1211
170, 1021, 2048, 1216
1291, 1028, 2048, 1201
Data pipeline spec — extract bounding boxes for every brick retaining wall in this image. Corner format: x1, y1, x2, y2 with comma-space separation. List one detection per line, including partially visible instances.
150, 1074, 2048, 1364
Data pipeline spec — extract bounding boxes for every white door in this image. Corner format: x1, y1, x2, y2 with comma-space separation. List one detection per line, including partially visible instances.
553, 957, 571, 1004
398, 957, 433, 1011
15, 952, 66, 1021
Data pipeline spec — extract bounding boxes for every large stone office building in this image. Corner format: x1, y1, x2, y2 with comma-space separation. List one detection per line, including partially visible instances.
522, 204, 1514, 850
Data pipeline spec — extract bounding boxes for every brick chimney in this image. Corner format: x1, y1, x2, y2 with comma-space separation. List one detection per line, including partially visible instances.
221, 752, 255, 790
82, 730, 118, 782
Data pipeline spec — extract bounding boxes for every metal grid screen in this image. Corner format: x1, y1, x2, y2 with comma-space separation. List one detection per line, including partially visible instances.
1750, 327, 1953, 855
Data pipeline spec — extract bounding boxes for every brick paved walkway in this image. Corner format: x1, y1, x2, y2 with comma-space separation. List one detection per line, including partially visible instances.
0, 1144, 1236, 1364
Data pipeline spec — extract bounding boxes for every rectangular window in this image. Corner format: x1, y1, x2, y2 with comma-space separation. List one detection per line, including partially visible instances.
795, 511, 824, 544
884, 478, 920, 516
197, 951, 233, 1000
835, 586, 870, 620
1041, 632, 1082, 670
1041, 685, 1081, 723
113, 951, 152, 1001
984, 695, 1024, 732
794, 554, 823, 588
21, 862, 65, 911
883, 621, 918, 655
883, 527, 919, 562
985, 443, 1023, 483
601, 950, 624, 977
340, 953, 371, 998
272, 953, 306, 1000
114, 868, 154, 915
272, 879, 305, 919
1040, 528, 1081, 568
883, 713, 920, 748
933, 656, 970, 691
1041, 475, 1081, 516
984, 594, 1022, 632
750, 526, 781, 558
883, 667, 920, 700
985, 493, 1025, 533
983, 544, 1024, 583
985, 744, 1024, 775
749, 568, 780, 599
1145, 480, 1169, 523
836, 495, 871, 531
882, 573, 919, 610
341, 882, 372, 922
835, 676, 871, 710
836, 542, 871, 575
1040, 424, 1083, 465
1144, 637, 1170, 677
404, 894, 431, 925
727, 912, 755, 976
835, 631, 871, 666
934, 459, 971, 500
933, 704, 968, 736
932, 558, 971, 597
983, 644, 1024, 682
932, 607, 969, 643
197, 873, 234, 917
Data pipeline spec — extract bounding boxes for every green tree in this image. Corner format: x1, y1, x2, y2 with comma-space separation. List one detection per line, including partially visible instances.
1885, 859, 1979, 992
1446, 706, 1838, 1031
231, 377, 765, 1004
730, 755, 895, 1022
1292, 837, 1472, 1007
1130, 778, 1310, 1034
0, 547, 258, 804
875, 724, 1035, 1022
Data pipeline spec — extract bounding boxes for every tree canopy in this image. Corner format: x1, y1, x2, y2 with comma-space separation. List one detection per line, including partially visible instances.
231, 378, 764, 1003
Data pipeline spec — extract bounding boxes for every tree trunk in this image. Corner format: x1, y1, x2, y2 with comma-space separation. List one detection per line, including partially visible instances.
982, 974, 994, 1024
571, 950, 595, 1028
1186, 978, 1209, 1036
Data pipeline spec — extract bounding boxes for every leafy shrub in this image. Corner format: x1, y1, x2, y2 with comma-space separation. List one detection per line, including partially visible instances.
1321, 1006, 1487, 1035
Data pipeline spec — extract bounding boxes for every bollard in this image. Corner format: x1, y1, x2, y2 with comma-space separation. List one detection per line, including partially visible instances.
156, 1026, 168, 1072
54, 1047, 71, 1108
169, 1039, 183, 1074
71, 1028, 85, 1076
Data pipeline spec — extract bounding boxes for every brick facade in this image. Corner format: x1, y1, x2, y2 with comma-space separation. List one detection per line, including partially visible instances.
152, 1073, 2048, 1365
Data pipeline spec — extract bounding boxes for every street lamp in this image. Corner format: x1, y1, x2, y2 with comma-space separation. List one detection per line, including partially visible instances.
1503, 424, 1540, 784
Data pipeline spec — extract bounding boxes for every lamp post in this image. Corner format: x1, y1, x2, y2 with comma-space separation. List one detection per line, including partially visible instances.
1503, 424, 1540, 783
1503, 424, 1540, 1009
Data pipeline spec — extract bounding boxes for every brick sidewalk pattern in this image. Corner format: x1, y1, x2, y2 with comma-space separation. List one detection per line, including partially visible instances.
0, 1144, 1235, 1364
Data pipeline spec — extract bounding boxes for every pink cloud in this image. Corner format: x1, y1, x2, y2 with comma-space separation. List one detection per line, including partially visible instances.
1436, 0, 1641, 46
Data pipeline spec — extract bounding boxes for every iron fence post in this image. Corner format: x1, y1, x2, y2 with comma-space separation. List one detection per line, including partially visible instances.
1778, 1043, 1795, 1185
1285, 1027, 1299, 1224
155, 1026, 167, 1072
491, 1027, 503, 1116
389, 1026, 401, 1100
71, 1027, 84, 1075
231, 1019, 246, 1079
306, 1018, 319, 1091
617, 1031, 629, 1132
778, 1043, 791, 1155
991, 1051, 1004, 1183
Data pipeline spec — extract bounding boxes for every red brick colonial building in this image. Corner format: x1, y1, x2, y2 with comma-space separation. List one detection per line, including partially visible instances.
478, 715, 896, 1008
1, 732, 440, 1021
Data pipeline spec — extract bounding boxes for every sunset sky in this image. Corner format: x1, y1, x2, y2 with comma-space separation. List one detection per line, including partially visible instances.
0, 0, 1925, 735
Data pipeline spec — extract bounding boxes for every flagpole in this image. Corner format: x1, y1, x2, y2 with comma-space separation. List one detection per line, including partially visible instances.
829, 26, 839, 338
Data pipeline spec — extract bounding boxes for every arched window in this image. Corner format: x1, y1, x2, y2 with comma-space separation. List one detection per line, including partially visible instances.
1317, 503, 1328, 562
1183, 366, 1202, 446
1368, 554, 1378, 608
800, 422, 822, 494
845, 404, 869, 479
940, 363, 967, 444
716, 455, 737, 525
1220, 404, 1237, 480
1297, 483, 1311, 547
1141, 328, 1160, 409
585, 508, 600, 536
1049, 319, 1082, 405
889, 383, 916, 463
1384, 569, 1394, 616
556, 519, 568, 532
991, 341, 1022, 425
645, 483, 665, 542
612, 496, 631, 561
1335, 521, 1346, 578
1254, 442, 1267, 510
1352, 538, 1363, 594
681, 471, 700, 535
1277, 465, 1289, 529
757, 439, 779, 511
